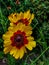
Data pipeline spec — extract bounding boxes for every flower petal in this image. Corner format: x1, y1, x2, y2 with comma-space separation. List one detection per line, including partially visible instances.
29, 14, 34, 24
19, 12, 24, 19
16, 23, 25, 31
8, 13, 18, 23
19, 47, 25, 59
4, 45, 12, 54
24, 10, 31, 20
25, 43, 33, 50
10, 47, 16, 55
15, 49, 19, 59
27, 36, 34, 41
29, 41, 36, 48
24, 26, 32, 32
26, 31, 32, 36
13, 49, 18, 57
3, 42, 11, 47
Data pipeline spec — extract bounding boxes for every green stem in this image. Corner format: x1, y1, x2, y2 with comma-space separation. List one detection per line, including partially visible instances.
30, 46, 49, 65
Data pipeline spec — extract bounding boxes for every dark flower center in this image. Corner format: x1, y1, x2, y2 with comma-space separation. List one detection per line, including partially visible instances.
10, 31, 28, 49
15, 36, 21, 42
14, 34, 23, 45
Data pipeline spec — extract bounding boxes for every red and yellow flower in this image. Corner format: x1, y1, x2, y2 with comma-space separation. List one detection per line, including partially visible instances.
8, 10, 34, 26
3, 23, 36, 59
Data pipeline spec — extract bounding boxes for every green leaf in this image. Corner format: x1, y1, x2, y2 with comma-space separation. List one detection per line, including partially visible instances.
7, 54, 16, 65
0, 51, 4, 59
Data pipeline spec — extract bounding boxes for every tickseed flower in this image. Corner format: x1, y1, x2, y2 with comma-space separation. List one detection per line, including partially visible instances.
8, 10, 34, 26
3, 23, 36, 59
